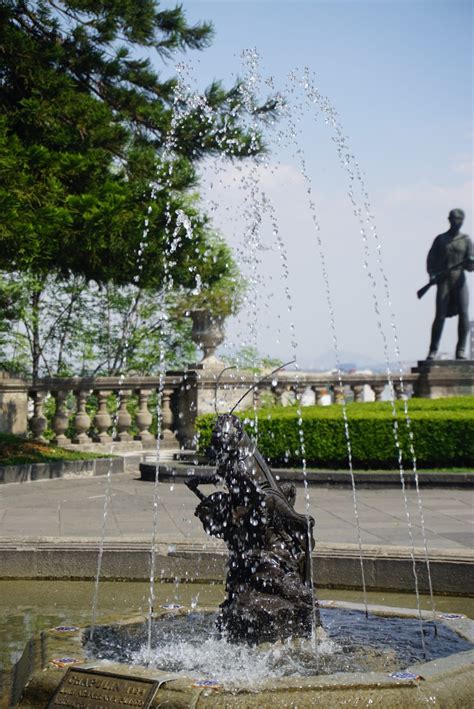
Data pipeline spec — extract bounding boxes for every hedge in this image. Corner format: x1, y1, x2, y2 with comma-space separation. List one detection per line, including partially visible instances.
196, 398, 474, 469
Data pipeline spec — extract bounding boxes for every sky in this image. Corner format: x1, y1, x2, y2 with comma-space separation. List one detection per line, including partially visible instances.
160, 0, 473, 369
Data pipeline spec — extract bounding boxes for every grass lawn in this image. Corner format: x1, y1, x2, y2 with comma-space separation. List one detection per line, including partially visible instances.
0, 433, 113, 466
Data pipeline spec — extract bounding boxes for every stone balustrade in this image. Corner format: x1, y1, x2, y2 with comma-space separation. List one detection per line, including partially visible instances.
203, 370, 416, 413
1, 370, 417, 451
26, 374, 191, 450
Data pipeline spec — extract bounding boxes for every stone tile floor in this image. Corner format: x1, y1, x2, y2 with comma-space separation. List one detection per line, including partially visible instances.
0, 471, 472, 551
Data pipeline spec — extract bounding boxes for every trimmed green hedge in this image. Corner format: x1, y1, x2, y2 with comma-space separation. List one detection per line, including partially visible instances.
196, 398, 474, 469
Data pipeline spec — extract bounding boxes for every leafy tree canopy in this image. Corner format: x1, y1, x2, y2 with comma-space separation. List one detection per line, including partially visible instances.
0, 233, 244, 378
0, 0, 275, 289
0, 269, 199, 377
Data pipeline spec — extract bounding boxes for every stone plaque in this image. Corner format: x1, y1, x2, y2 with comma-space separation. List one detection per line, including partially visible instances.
48, 668, 159, 708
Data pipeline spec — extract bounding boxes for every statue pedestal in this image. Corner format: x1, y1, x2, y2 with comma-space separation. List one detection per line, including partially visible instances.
412, 359, 474, 398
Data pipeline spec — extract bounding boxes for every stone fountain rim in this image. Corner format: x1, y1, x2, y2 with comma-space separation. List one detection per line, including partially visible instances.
35, 600, 474, 694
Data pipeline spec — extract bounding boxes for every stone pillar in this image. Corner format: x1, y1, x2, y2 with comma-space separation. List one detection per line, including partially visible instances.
160, 387, 178, 449
134, 389, 154, 446
51, 390, 71, 446
350, 384, 364, 403
0, 374, 28, 436
29, 390, 47, 442
93, 390, 112, 444
115, 390, 132, 442
72, 390, 92, 444
412, 360, 474, 398
372, 383, 385, 402
174, 373, 197, 449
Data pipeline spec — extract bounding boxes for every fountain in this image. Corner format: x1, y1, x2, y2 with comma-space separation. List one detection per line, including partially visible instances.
6, 49, 474, 709
9, 405, 474, 707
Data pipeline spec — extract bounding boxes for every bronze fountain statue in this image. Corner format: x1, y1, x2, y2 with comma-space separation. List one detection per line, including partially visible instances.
185, 365, 319, 644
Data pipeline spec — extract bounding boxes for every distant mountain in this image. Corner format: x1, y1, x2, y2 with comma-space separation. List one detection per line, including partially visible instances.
297, 350, 415, 373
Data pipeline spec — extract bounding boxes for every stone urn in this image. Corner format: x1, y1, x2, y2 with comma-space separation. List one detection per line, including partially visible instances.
189, 309, 226, 369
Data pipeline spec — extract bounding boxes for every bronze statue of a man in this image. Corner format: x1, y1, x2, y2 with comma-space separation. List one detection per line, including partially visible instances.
426, 209, 473, 360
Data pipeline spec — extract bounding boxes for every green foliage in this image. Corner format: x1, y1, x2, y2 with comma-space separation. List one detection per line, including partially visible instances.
196, 398, 474, 469
0, 1, 276, 287
0, 432, 113, 465
221, 345, 283, 374
169, 235, 246, 318
0, 270, 199, 377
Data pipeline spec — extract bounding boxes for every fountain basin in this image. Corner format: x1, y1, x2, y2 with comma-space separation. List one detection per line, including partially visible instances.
11, 601, 474, 708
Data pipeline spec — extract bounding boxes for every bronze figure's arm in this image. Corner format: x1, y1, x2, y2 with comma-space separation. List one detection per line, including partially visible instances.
417, 258, 470, 299
185, 474, 220, 501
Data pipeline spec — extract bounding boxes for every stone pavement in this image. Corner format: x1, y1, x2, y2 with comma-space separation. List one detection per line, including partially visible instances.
0, 470, 472, 550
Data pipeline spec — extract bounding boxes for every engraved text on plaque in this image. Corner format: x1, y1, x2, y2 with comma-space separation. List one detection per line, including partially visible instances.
48, 667, 159, 708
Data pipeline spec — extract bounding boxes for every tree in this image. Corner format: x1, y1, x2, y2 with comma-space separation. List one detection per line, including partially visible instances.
0, 236, 243, 377
0, 270, 199, 377
0, 0, 275, 289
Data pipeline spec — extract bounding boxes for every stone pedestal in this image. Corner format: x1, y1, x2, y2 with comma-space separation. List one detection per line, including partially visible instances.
412, 359, 474, 398
170, 367, 263, 449
0, 373, 28, 437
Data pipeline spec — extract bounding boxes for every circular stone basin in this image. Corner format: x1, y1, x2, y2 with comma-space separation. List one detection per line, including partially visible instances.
13, 602, 474, 708
85, 607, 473, 686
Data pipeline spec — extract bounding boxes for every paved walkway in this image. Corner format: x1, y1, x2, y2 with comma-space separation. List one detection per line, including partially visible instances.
0, 471, 472, 551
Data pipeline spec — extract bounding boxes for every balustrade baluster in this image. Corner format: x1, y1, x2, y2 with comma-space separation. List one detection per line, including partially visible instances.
351, 384, 364, 403
134, 388, 154, 445
29, 390, 47, 441
52, 390, 71, 446
272, 384, 291, 407
116, 390, 132, 441
372, 383, 385, 401
393, 382, 404, 400
72, 390, 92, 444
291, 385, 303, 405
333, 384, 345, 404
160, 387, 178, 448
311, 385, 324, 405
93, 390, 112, 444
253, 386, 261, 409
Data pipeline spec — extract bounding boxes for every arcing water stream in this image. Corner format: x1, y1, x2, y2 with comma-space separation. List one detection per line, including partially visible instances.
89, 48, 438, 661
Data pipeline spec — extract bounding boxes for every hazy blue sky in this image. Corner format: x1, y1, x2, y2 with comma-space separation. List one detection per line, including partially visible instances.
163, 0, 473, 368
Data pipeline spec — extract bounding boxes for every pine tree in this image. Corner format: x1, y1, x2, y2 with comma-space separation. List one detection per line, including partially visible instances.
0, 0, 275, 289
